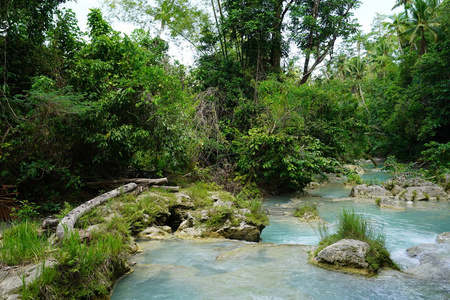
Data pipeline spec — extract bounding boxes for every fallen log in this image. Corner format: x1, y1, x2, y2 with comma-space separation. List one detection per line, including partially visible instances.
150, 185, 180, 192
84, 177, 168, 188
56, 183, 137, 240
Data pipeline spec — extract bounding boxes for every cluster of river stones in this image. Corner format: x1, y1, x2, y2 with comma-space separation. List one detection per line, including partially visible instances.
319, 173, 450, 279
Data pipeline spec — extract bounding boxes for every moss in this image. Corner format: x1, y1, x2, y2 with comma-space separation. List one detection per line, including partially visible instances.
245, 213, 269, 227
375, 198, 381, 206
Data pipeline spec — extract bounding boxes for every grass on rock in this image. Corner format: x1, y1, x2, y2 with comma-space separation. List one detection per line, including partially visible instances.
315, 208, 397, 273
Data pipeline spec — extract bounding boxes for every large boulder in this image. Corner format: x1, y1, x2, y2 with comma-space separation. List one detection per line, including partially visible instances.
404, 232, 450, 281
315, 239, 369, 269
350, 184, 389, 198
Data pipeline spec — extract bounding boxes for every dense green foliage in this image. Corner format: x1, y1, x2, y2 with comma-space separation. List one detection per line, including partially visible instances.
1, 0, 449, 213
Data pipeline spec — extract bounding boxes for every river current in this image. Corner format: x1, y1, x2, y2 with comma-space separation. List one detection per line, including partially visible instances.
111, 170, 450, 299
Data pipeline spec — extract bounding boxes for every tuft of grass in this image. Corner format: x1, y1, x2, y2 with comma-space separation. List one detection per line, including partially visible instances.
186, 182, 220, 207
375, 198, 381, 206
315, 208, 397, 273
21, 230, 128, 299
0, 221, 50, 266
294, 202, 319, 219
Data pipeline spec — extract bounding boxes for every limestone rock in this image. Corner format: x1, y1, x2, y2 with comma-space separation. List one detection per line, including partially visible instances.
390, 185, 405, 196
175, 208, 264, 242
213, 200, 234, 208
174, 192, 195, 208
404, 235, 450, 281
315, 239, 369, 269
216, 221, 261, 242
306, 182, 320, 190
343, 165, 364, 175
0, 260, 56, 300
41, 217, 59, 230
378, 197, 406, 210
350, 184, 388, 198
138, 226, 172, 239
400, 186, 447, 201
436, 232, 450, 244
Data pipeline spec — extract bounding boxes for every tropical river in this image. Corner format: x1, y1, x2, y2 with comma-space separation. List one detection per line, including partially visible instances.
111, 169, 450, 299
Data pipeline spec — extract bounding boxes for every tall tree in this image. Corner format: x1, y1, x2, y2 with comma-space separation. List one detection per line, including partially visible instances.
103, 0, 209, 47
289, 0, 361, 84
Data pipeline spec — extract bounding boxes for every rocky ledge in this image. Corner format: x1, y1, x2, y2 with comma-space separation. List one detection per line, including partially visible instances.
137, 191, 266, 242
348, 177, 448, 209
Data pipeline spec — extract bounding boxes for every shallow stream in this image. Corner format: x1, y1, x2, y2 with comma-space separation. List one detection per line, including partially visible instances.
111, 170, 450, 299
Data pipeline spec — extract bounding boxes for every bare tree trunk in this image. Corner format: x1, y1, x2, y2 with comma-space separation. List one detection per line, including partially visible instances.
56, 183, 137, 240
84, 177, 168, 188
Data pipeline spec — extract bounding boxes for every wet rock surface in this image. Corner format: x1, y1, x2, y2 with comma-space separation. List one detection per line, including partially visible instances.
315, 239, 369, 269
404, 232, 450, 281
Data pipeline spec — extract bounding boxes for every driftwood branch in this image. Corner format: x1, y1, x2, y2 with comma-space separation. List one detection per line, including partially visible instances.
150, 185, 180, 192
84, 177, 168, 188
56, 183, 137, 240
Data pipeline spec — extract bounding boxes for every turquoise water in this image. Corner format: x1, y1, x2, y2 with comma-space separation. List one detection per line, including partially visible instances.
112, 170, 450, 299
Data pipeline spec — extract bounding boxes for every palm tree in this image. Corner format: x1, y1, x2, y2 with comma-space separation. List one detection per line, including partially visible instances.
345, 57, 369, 114
402, 0, 440, 55
383, 12, 409, 55
392, 0, 414, 10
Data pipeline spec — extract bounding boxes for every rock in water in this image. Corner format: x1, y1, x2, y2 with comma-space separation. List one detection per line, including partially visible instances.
350, 184, 389, 198
404, 232, 450, 281
315, 239, 369, 268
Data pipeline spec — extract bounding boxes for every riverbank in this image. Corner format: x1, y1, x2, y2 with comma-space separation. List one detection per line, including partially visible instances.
0, 182, 267, 299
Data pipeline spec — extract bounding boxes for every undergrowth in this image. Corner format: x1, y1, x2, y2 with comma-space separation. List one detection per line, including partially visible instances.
0, 221, 50, 266
21, 231, 128, 299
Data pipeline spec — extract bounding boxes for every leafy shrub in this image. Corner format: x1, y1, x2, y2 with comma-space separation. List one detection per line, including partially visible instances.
343, 169, 362, 185
11, 200, 41, 221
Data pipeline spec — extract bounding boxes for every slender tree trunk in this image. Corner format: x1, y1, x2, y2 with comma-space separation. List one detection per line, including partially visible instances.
301, 0, 320, 84
216, 0, 228, 59
396, 28, 404, 55
270, 1, 283, 70
211, 0, 226, 59
420, 27, 426, 55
